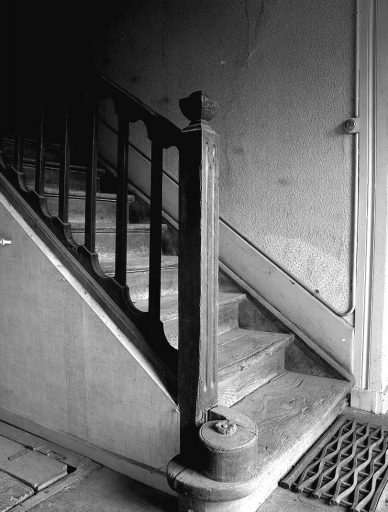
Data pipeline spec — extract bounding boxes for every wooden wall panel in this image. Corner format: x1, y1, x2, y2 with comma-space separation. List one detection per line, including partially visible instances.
0, 195, 179, 471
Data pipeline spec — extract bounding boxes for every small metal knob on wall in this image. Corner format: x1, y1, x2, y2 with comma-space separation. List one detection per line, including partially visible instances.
0, 239, 12, 246
343, 117, 360, 134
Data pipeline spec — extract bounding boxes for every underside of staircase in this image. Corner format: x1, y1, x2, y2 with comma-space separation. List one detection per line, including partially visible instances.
0, 134, 353, 510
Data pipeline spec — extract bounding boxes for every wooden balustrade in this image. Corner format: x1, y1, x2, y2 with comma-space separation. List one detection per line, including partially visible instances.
0, 70, 221, 428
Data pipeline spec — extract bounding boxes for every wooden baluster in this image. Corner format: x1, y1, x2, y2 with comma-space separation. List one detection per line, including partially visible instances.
148, 141, 163, 318
114, 109, 130, 286
11, 104, 29, 192
0, 90, 5, 169
178, 91, 219, 461
13, 118, 24, 176
35, 102, 46, 198
0, 0, 9, 169
0, 131, 4, 171
58, 100, 70, 223
0, 61, 5, 169
84, 94, 99, 253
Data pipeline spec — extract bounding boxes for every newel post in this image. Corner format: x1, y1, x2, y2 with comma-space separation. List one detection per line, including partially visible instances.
168, 93, 258, 512
178, 91, 219, 462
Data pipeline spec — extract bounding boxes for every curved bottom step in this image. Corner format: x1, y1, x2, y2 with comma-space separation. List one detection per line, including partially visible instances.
169, 371, 352, 512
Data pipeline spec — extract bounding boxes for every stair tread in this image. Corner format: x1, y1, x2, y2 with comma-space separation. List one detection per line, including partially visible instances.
44, 188, 133, 201
71, 223, 154, 232
217, 328, 255, 346
231, 371, 351, 504
134, 291, 246, 321
22, 161, 100, 173
99, 255, 178, 273
218, 330, 293, 372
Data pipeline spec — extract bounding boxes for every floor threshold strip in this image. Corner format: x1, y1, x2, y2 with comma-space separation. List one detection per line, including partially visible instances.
280, 415, 388, 512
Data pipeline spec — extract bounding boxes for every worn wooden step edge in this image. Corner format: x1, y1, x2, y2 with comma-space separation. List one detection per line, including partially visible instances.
44, 189, 135, 201
217, 328, 255, 347
71, 223, 158, 233
218, 332, 294, 408
3, 135, 80, 154
232, 372, 352, 509
21, 161, 105, 175
99, 256, 178, 273
218, 331, 294, 373
167, 372, 352, 507
135, 291, 246, 321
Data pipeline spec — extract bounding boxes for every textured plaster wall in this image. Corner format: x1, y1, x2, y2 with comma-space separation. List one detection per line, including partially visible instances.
93, 0, 355, 313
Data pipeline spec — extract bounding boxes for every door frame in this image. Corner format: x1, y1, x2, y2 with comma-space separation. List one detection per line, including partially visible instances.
352, 0, 388, 413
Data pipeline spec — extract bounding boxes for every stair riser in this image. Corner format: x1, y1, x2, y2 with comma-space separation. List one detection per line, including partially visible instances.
127, 268, 178, 301
128, 197, 151, 224
101, 267, 178, 301
218, 345, 287, 408
3, 139, 83, 166
22, 166, 100, 192
72, 231, 151, 258
46, 196, 129, 225
163, 302, 240, 349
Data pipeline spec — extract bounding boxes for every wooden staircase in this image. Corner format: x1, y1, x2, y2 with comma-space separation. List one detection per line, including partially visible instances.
4, 138, 298, 405
0, 74, 353, 511
2, 136, 352, 509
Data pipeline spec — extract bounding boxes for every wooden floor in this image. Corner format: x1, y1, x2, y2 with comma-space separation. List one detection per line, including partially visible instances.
257, 486, 346, 512
18, 474, 347, 512
1, 408, 388, 511
0, 419, 177, 512
19, 466, 178, 512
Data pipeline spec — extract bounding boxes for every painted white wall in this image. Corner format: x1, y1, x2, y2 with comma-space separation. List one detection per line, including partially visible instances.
92, 0, 355, 314
0, 194, 179, 472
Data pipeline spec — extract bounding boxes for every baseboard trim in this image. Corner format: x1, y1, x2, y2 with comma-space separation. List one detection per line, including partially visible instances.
350, 386, 388, 414
0, 407, 176, 497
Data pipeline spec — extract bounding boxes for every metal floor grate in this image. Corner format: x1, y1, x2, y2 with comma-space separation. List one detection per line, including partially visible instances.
280, 415, 388, 512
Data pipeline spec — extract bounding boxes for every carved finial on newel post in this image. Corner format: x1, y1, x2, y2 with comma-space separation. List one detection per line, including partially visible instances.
177, 91, 220, 462
179, 91, 218, 124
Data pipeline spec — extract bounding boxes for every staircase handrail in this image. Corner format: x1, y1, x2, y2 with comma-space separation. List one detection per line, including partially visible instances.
90, 69, 182, 149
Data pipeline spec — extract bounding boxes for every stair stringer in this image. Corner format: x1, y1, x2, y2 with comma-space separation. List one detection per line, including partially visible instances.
99, 120, 354, 379
0, 193, 179, 495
